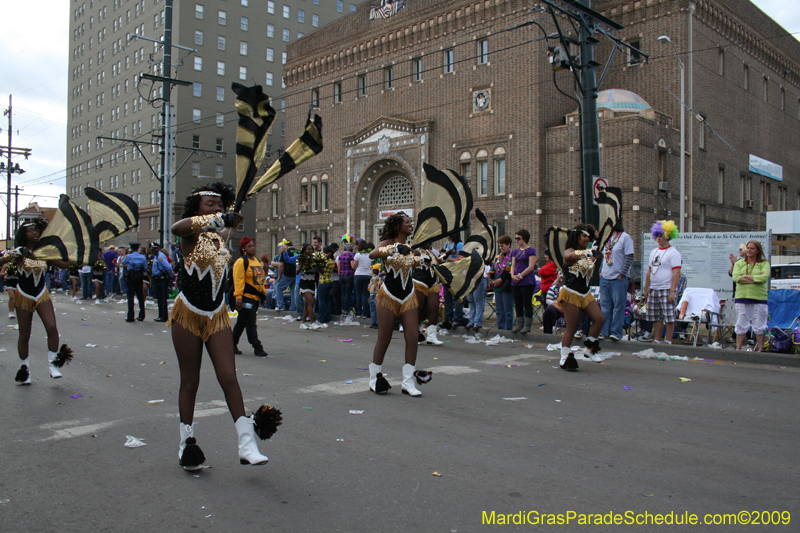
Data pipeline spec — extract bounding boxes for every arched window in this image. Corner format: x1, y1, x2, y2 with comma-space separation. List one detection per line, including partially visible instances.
378, 175, 414, 207
476, 149, 489, 196
493, 147, 506, 196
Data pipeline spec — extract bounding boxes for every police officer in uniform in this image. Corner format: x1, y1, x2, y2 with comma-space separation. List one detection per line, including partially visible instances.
150, 242, 174, 322
122, 242, 148, 322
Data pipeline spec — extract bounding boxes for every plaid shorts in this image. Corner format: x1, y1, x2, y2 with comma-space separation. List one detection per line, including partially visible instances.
646, 289, 676, 323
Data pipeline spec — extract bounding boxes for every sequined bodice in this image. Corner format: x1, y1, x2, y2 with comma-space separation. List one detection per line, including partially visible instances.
178, 232, 230, 313
563, 254, 595, 295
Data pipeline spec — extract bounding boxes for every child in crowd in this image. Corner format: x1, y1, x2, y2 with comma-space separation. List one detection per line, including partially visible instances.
368, 263, 382, 329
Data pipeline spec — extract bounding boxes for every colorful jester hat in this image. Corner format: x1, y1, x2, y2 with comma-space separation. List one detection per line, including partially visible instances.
651, 220, 679, 240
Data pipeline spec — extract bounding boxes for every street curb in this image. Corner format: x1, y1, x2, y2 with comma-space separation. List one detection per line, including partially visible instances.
450, 326, 800, 368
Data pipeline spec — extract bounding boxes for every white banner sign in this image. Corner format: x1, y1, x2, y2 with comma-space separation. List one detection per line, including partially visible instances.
641, 231, 771, 301
749, 154, 783, 181
379, 208, 413, 220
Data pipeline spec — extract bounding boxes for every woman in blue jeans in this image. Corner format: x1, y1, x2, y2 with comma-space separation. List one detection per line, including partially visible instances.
352, 241, 373, 319
489, 235, 514, 330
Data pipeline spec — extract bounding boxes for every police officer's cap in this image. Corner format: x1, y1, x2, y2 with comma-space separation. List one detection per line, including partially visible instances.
129, 242, 141, 249
149, 241, 161, 249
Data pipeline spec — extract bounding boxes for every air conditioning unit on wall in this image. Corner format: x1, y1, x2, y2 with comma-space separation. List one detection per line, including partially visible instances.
766, 204, 774, 211
745, 199, 755, 209
299, 205, 308, 212
658, 181, 668, 192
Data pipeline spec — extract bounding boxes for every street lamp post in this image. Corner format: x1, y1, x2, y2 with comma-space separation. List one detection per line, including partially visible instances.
658, 35, 686, 234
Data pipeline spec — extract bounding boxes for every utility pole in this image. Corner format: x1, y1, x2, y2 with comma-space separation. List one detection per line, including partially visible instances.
130, 0, 192, 247
2, 95, 32, 243
543, 0, 645, 226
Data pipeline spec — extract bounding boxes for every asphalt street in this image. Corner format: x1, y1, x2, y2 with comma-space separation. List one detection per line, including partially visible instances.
0, 292, 798, 532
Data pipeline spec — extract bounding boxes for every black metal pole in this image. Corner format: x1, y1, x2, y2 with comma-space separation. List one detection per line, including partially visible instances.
159, 0, 174, 248
578, 1, 600, 227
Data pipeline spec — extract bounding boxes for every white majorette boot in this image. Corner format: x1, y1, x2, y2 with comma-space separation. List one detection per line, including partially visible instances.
369, 362, 391, 394
401, 364, 422, 397
179, 423, 205, 471
48, 351, 62, 379
235, 416, 269, 466
15, 359, 31, 385
426, 325, 444, 346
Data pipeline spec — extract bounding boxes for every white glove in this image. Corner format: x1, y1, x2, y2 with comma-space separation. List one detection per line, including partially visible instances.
202, 214, 226, 233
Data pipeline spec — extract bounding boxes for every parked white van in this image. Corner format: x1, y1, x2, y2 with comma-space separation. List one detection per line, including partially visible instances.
770, 263, 800, 291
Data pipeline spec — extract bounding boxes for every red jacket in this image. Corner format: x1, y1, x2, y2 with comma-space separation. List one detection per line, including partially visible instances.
539, 260, 558, 296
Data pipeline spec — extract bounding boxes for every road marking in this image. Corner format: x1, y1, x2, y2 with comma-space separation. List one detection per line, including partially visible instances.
39, 420, 122, 441
477, 353, 553, 367
296, 365, 480, 395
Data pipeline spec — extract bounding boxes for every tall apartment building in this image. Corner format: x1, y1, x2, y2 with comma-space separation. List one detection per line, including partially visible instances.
66, 0, 355, 246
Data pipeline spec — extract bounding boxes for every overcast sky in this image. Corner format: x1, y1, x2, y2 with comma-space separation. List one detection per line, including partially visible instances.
0, 0, 798, 240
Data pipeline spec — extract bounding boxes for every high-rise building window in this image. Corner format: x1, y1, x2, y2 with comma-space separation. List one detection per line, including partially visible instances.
218, 10, 226, 25
239, 66, 247, 80
193, 82, 202, 97
240, 41, 248, 55
334, 82, 342, 103
194, 30, 203, 45
216, 113, 224, 127
194, 57, 202, 71
216, 86, 224, 101
267, 24, 274, 38
282, 29, 289, 42
193, 109, 201, 123
218, 36, 226, 50
217, 61, 225, 75
359, 75, 367, 96
298, 10, 304, 23
191, 162, 200, 176
216, 138, 224, 151
267, 2, 275, 15
337, 0, 343, 12
311, 88, 319, 107
241, 17, 248, 31
413, 58, 422, 81
216, 164, 224, 178
266, 72, 274, 86
195, 4, 204, 19
192, 135, 200, 148
312, 14, 319, 27
283, 5, 290, 19
266, 48, 274, 62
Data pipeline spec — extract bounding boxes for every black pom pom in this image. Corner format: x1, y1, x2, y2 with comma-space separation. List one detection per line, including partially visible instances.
252, 405, 283, 440
15, 366, 29, 383
53, 344, 74, 368
180, 437, 206, 468
414, 370, 433, 386
374, 372, 391, 394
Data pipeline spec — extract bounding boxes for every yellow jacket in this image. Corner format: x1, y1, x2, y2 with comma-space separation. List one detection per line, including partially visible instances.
233, 256, 266, 301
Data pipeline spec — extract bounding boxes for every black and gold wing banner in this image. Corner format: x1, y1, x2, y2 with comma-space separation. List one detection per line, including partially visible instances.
432, 249, 485, 303
544, 226, 570, 273
33, 195, 99, 264
460, 208, 496, 265
85, 187, 139, 244
411, 163, 473, 248
595, 186, 622, 251
247, 113, 322, 195
232, 83, 276, 212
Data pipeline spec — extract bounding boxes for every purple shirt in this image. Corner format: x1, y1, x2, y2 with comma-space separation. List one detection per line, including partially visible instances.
103, 250, 118, 274
337, 251, 355, 277
511, 247, 537, 286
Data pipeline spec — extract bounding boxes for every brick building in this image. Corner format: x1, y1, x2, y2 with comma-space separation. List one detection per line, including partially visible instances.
256, 0, 800, 259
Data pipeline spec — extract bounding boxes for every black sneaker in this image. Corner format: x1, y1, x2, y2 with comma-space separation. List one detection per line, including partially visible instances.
254, 349, 268, 358
234, 347, 243, 355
